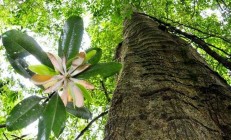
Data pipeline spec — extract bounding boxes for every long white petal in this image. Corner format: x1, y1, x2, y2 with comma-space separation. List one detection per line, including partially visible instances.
44, 75, 63, 88
62, 56, 67, 73
44, 79, 64, 93
31, 75, 63, 85
70, 64, 90, 76
47, 52, 64, 74
60, 87, 68, 106
69, 82, 84, 107
68, 52, 85, 74
70, 78, 94, 90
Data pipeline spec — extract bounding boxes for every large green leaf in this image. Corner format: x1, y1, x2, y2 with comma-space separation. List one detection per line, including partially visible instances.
77, 62, 122, 79
66, 102, 92, 119
29, 64, 57, 76
76, 83, 93, 102
2, 30, 53, 68
6, 96, 43, 131
85, 47, 102, 65
58, 16, 84, 61
7, 56, 34, 78
37, 93, 66, 140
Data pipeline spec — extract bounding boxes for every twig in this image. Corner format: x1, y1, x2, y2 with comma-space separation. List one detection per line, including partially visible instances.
161, 16, 231, 44
191, 0, 196, 18
221, 0, 230, 13
12, 134, 28, 140
75, 110, 109, 140
100, 80, 111, 102
3, 133, 8, 140
43, 92, 56, 103
0, 124, 6, 128
216, 0, 224, 11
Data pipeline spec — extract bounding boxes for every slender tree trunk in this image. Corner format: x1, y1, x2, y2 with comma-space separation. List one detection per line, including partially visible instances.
104, 13, 231, 140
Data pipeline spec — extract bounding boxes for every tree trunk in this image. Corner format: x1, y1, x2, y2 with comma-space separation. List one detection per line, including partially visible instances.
104, 13, 231, 140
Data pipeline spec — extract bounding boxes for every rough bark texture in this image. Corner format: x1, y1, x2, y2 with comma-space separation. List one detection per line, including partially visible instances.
104, 13, 231, 140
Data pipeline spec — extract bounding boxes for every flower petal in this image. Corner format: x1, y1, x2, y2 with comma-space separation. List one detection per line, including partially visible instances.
68, 82, 84, 107
44, 79, 64, 93
70, 64, 90, 76
60, 87, 68, 106
68, 52, 86, 74
31, 74, 53, 85
43, 79, 58, 89
64, 80, 72, 102
70, 78, 94, 90
62, 56, 67, 73
41, 75, 63, 89
47, 52, 64, 74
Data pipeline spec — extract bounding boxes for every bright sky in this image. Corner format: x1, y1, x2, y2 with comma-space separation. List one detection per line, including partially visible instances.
200, 9, 227, 24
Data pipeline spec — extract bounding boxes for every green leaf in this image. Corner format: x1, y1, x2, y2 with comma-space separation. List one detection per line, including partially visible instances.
86, 47, 102, 65
37, 93, 66, 140
29, 65, 57, 75
2, 30, 53, 68
66, 102, 92, 119
6, 96, 43, 131
58, 16, 84, 61
76, 84, 92, 102
77, 62, 122, 79
7, 56, 34, 78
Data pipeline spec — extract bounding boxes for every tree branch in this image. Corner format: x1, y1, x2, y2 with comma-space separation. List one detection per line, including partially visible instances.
161, 16, 231, 44
206, 42, 230, 56
216, 0, 224, 11
138, 12, 231, 71
11, 134, 28, 140
100, 80, 111, 102
0, 124, 6, 128
168, 26, 231, 70
3, 133, 8, 140
221, 0, 230, 13
75, 110, 108, 140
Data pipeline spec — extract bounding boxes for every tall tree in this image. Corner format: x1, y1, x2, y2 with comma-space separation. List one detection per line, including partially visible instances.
105, 13, 231, 140
0, 0, 231, 139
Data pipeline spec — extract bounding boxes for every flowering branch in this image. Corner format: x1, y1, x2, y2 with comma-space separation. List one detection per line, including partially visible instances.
30, 52, 94, 107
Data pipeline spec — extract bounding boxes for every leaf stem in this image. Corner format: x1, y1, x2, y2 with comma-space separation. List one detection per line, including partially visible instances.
100, 80, 111, 102
75, 110, 108, 140
43, 92, 56, 103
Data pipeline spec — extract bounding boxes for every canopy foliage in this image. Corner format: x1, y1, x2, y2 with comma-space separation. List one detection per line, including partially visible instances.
0, 0, 230, 139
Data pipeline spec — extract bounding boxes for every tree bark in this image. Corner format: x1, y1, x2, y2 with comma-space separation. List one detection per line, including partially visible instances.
104, 13, 231, 140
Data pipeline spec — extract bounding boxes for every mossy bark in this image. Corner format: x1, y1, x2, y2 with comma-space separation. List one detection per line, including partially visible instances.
104, 13, 231, 140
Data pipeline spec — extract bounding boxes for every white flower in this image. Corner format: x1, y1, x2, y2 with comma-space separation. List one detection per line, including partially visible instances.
31, 52, 94, 107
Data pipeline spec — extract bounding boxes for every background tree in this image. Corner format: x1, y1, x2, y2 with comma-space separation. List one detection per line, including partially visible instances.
0, 0, 231, 139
